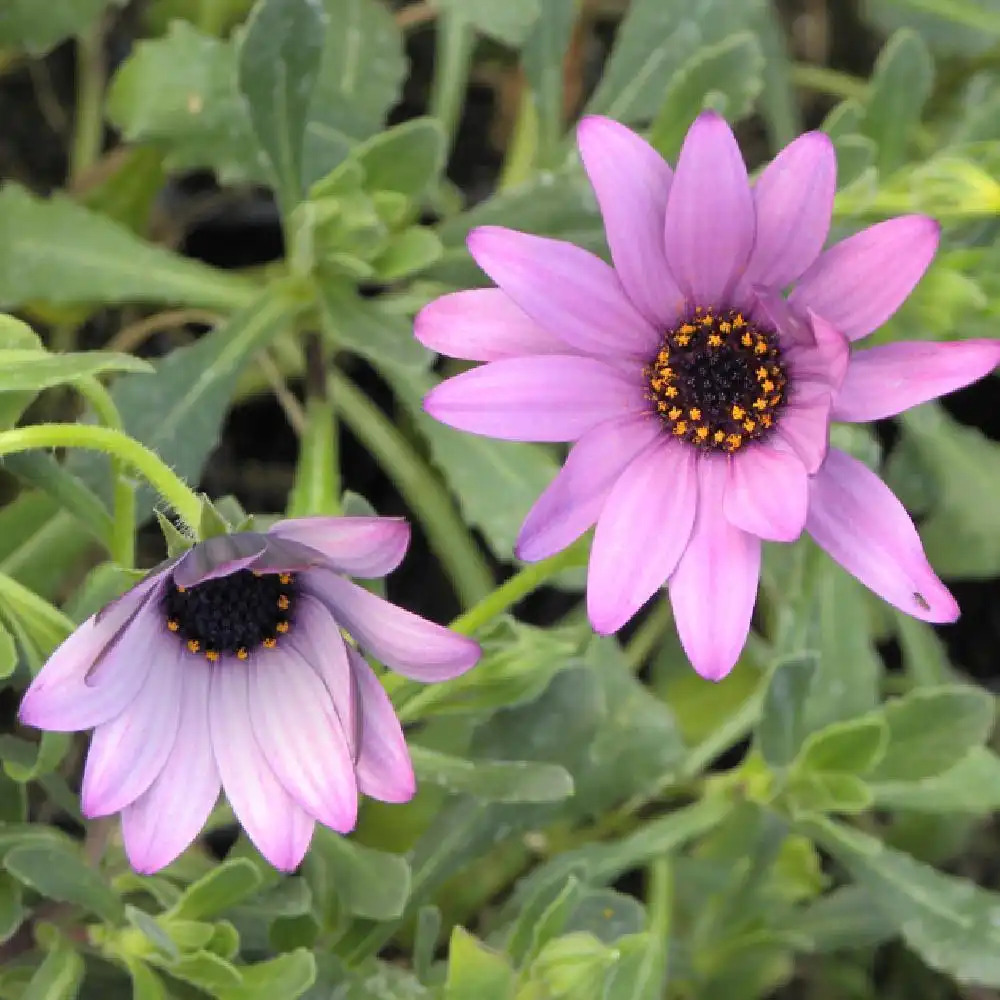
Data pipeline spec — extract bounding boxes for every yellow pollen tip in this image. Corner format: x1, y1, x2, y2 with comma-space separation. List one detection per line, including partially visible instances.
675, 334, 691, 347
665, 386, 678, 398
205, 650, 219, 663
761, 414, 773, 428
176, 585, 186, 594
753, 398, 767, 411
741, 333, 753, 347
731, 405, 745, 420
756, 367, 768, 380
754, 341, 768, 355
276, 621, 290, 634
707, 334, 722, 348
695, 426, 709, 440
668, 406, 682, 421
726, 433, 743, 451
743, 419, 756, 433
700, 315, 714, 327
673, 421, 688, 436
713, 430, 725, 443
277, 594, 290, 610
719, 322, 732, 334
263, 637, 277, 649
762, 379, 774, 393
689, 407, 702, 421
237, 648, 249, 661
733, 314, 745, 328
679, 323, 695, 335
187, 639, 200, 653
278, 573, 292, 585
167, 619, 179, 632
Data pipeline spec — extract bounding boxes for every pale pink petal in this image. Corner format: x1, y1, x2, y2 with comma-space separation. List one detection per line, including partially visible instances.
587, 439, 698, 634
576, 115, 683, 326
735, 132, 836, 299
789, 216, 940, 342
467, 227, 659, 359
774, 382, 832, 474
423, 355, 644, 442
209, 662, 315, 871
121, 660, 220, 874
806, 449, 959, 623
833, 339, 1000, 422
724, 445, 808, 542
787, 309, 851, 391
173, 534, 268, 588
249, 648, 357, 832
415, 289, 568, 360
18, 573, 166, 732
348, 648, 415, 804
663, 111, 754, 308
285, 595, 359, 756
750, 286, 813, 348
516, 413, 664, 562
305, 571, 481, 681
668, 455, 761, 680
81, 640, 184, 817
268, 517, 410, 578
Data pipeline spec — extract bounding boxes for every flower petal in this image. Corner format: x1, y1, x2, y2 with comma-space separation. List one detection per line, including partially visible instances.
18, 575, 165, 732
663, 111, 754, 308
349, 648, 415, 804
832, 339, 1000, 422
81, 640, 184, 817
516, 413, 664, 562
415, 289, 568, 360
121, 660, 220, 874
789, 216, 940, 341
788, 309, 851, 391
209, 662, 315, 871
467, 226, 658, 359
668, 455, 761, 680
775, 381, 832, 474
576, 115, 683, 326
805, 448, 959, 623
724, 444, 808, 542
268, 517, 410, 578
587, 439, 698, 633
173, 533, 268, 588
737, 132, 836, 296
285, 595, 360, 755
305, 571, 481, 682
249, 647, 357, 832
423, 355, 644, 442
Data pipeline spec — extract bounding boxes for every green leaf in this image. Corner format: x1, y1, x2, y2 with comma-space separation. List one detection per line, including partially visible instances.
372, 228, 443, 281
524, 932, 618, 1000
410, 745, 574, 803
389, 371, 560, 556
316, 278, 430, 371
862, 0, 1000, 56
0, 732, 72, 784
871, 747, 1000, 813
308, 829, 410, 921
0, 316, 42, 430
0, 349, 150, 392
0, 185, 255, 311
300, 0, 407, 187
0, 0, 126, 54
868, 685, 995, 781
795, 716, 888, 776
354, 118, 447, 199
216, 950, 316, 1000
69, 287, 301, 521
436, 0, 540, 44
150, 950, 243, 993
21, 938, 84, 1000
508, 875, 584, 967
4, 843, 123, 923
124, 959, 169, 1000
0, 623, 17, 682
585, 0, 765, 124
1, 453, 113, 548
444, 926, 515, 1000
238, 0, 327, 212
860, 29, 934, 173
171, 859, 263, 922
649, 31, 765, 159
808, 814, 1000, 986
106, 22, 266, 185
0, 569, 73, 661
287, 398, 339, 517
789, 885, 896, 952
0, 872, 23, 944
757, 653, 818, 768
786, 772, 873, 816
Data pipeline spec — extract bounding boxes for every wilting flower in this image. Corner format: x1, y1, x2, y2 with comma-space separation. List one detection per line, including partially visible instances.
417, 111, 1000, 680
19, 517, 480, 873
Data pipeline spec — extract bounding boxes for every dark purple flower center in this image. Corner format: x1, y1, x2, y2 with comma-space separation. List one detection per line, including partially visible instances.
645, 306, 787, 452
163, 569, 297, 662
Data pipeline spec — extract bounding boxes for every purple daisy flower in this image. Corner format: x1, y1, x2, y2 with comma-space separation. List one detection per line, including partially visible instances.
18, 516, 481, 873
417, 112, 1000, 681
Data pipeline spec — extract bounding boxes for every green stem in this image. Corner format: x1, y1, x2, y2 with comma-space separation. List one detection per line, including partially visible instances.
0, 424, 202, 534
69, 22, 106, 183
449, 543, 588, 635
74, 378, 135, 568
429, 8, 475, 150
790, 63, 868, 103
645, 857, 673, 986
329, 371, 493, 606
679, 679, 767, 780
624, 600, 672, 673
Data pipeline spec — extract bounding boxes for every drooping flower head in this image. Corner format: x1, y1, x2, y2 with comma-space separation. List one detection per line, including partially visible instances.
19, 517, 481, 873
417, 112, 1000, 680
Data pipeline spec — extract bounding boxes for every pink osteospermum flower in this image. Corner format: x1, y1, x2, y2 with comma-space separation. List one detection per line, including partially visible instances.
18, 516, 481, 874
417, 111, 1000, 681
